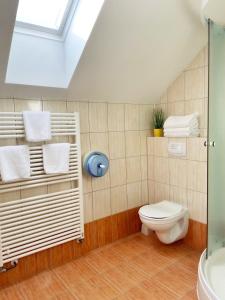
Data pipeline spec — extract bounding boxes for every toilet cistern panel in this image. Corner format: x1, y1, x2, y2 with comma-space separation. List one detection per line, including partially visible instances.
168, 142, 186, 157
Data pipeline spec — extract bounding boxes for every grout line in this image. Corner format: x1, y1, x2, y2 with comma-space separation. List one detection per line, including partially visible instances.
106, 102, 112, 217
123, 103, 128, 211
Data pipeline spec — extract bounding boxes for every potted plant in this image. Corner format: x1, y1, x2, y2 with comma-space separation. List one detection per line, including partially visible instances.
152, 108, 165, 137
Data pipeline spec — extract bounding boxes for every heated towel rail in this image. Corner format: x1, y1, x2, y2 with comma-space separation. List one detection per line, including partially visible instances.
0, 112, 84, 268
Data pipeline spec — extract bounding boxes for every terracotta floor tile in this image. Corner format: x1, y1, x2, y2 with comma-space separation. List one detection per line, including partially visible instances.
70, 287, 106, 300
53, 261, 97, 287
119, 285, 154, 300
110, 243, 135, 258
13, 271, 68, 300
113, 297, 128, 300
86, 273, 120, 299
140, 278, 180, 300
132, 232, 162, 247
120, 238, 150, 253
103, 267, 137, 294
152, 242, 193, 262
138, 249, 172, 269
72, 256, 100, 279
128, 245, 171, 277
68, 273, 119, 300
56, 256, 99, 281
0, 284, 25, 300
132, 233, 192, 263
115, 262, 149, 283
83, 252, 112, 273
61, 278, 93, 299
110, 242, 145, 260
50, 291, 77, 300
152, 262, 197, 297
177, 251, 200, 273
181, 289, 198, 300
0, 233, 201, 300
93, 247, 126, 268
92, 243, 114, 254
129, 254, 164, 278
113, 294, 131, 300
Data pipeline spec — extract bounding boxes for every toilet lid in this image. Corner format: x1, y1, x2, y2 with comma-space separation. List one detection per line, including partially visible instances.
139, 201, 183, 219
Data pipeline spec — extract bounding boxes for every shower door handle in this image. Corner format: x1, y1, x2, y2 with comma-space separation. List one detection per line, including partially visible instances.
204, 140, 215, 147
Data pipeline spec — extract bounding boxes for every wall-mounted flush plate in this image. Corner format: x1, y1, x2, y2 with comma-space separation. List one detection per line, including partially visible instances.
168, 142, 186, 157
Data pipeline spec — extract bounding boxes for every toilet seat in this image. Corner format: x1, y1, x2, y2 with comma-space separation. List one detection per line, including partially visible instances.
139, 200, 183, 220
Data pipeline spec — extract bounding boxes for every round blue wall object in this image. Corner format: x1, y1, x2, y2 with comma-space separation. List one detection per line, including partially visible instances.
83, 152, 109, 177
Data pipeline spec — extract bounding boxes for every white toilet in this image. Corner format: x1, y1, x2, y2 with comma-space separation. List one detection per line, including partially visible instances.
138, 200, 189, 244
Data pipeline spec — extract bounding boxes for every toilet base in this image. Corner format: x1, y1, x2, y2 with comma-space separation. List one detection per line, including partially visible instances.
155, 212, 189, 244
141, 224, 153, 236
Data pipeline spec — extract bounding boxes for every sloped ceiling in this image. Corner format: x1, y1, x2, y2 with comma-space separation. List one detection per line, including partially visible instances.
202, 0, 225, 26
0, 0, 207, 103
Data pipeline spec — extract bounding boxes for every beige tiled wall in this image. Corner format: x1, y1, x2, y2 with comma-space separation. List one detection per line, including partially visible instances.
157, 46, 208, 138
148, 46, 208, 224
0, 99, 153, 224
147, 137, 207, 224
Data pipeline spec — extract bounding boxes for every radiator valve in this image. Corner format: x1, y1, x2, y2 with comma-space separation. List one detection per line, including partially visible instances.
0, 260, 18, 273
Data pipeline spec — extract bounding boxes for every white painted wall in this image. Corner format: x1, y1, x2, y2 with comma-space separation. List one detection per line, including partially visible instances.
64, 0, 104, 86
68, 0, 207, 103
202, 0, 225, 26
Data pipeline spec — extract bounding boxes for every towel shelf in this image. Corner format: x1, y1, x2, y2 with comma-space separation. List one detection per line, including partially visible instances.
0, 112, 84, 268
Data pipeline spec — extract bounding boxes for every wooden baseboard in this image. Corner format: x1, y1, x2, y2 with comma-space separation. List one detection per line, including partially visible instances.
184, 219, 207, 252
0, 207, 142, 288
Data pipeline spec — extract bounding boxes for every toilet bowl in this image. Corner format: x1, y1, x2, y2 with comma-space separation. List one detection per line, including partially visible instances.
138, 200, 189, 244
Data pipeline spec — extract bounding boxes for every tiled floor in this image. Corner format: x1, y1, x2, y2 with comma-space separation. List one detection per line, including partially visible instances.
0, 233, 200, 299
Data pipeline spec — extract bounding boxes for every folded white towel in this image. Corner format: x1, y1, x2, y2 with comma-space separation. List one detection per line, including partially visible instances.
164, 129, 200, 137
164, 113, 199, 129
164, 127, 198, 133
23, 111, 51, 142
42, 143, 70, 174
0, 145, 31, 182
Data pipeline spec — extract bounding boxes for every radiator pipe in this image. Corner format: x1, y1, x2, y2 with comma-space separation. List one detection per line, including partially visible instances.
0, 260, 18, 273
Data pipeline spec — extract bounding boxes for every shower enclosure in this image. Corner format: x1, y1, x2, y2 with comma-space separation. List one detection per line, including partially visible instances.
208, 20, 225, 256
198, 20, 225, 300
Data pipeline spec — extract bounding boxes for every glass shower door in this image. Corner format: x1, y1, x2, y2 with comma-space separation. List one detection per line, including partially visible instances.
208, 20, 225, 256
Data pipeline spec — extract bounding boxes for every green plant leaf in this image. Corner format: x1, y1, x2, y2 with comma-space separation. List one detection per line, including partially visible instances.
152, 108, 165, 129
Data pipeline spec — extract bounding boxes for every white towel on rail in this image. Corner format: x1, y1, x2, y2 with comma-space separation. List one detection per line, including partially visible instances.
42, 143, 70, 174
164, 113, 198, 129
23, 111, 51, 142
0, 145, 31, 182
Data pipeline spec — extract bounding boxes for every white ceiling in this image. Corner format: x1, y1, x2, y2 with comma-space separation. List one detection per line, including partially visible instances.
202, 0, 225, 26
0, 0, 207, 104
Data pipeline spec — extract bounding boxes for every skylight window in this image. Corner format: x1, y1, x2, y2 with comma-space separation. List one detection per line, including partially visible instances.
16, 0, 74, 34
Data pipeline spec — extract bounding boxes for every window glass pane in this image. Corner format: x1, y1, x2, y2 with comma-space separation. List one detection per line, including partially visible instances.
16, 0, 70, 30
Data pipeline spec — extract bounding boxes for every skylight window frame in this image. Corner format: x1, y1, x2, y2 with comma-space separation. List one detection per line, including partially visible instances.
15, 0, 77, 37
